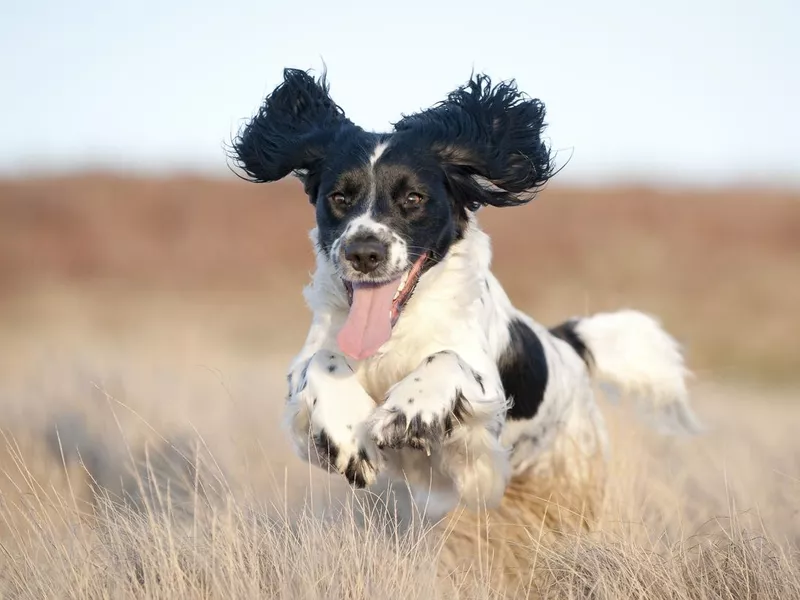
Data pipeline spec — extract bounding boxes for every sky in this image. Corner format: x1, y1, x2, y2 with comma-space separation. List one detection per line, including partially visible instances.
1, 0, 798, 186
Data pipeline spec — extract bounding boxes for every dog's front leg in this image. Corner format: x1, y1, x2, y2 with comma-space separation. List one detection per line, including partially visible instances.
285, 350, 378, 488
367, 350, 510, 511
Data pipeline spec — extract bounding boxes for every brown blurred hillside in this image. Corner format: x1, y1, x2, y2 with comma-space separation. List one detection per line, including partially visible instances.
1, 174, 798, 384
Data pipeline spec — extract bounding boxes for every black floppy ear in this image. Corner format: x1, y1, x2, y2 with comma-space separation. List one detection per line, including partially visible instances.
231, 68, 355, 186
394, 74, 553, 210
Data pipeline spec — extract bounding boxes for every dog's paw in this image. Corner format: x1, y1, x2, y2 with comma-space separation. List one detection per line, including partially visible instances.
368, 351, 482, 455
310, 426, 377, 488
295, 352, 379, 488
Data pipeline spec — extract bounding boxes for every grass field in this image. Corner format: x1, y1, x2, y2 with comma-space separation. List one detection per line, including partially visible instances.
0, 174, 798, 597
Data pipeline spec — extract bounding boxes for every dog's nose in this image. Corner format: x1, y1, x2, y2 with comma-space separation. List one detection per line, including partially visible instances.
343, 237, 388, 274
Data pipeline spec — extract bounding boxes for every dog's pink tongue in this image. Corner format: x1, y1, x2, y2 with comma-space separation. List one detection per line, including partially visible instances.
337, 279, 400, 360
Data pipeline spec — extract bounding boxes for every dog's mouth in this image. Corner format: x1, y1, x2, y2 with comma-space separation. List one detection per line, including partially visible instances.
337, 253, 428, 360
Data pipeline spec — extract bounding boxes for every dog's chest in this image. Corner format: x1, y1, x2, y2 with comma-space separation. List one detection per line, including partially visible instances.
353, 346, 425, 403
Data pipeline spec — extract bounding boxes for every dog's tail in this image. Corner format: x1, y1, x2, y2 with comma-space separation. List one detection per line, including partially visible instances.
550, 309, 702, 435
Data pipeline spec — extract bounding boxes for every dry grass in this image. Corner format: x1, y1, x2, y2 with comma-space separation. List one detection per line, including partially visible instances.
0, 332, 798, 599
0, 173, 798, 597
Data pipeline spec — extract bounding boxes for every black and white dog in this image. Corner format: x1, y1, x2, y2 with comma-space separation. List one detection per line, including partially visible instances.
232, 69, 700, 520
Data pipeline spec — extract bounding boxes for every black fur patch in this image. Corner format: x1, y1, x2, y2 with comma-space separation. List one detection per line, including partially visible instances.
498, 318, 549, 421
344, 449, 373, 488
442, 389, 473, 437
443, 413, 454, 436
451, 389, 472, 422
406, 414, 440, 453
393, 74, 553, 210
549, 318, 593, 367
313, 429, 339, 469
374, 408, 408, 450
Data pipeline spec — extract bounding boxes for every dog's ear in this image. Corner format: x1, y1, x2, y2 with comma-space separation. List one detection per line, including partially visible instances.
394, 74, 553, 210
231, 68, 355, 187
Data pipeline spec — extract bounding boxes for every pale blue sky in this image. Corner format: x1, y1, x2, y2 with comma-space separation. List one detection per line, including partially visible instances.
1, 0, 798, 186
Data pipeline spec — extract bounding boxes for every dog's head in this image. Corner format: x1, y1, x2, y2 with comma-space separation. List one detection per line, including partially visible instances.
232, 68, 553, 359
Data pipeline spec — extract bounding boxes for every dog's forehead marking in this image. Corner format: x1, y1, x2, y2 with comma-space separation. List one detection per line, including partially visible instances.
366, 140, 390, 215
370, 141, 389, 166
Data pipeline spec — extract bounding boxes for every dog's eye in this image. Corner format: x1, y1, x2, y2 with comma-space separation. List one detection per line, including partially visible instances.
403, 193, 425, 208
329, 193, 352, 209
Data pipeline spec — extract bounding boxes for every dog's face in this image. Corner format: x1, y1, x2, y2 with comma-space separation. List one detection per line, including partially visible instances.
312, 134, 459, 283
232, 69, 553, 358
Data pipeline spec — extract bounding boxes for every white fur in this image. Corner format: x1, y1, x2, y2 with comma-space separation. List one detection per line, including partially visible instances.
285, 350, 378, 484
284, 215, 698, 520
333, 213, 409, 275
574, 310, 701, 434
369, 142, 388, 166
365, 141, 389, 212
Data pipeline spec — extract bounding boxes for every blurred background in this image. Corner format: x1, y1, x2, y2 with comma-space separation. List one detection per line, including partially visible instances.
0, 0, 798, 510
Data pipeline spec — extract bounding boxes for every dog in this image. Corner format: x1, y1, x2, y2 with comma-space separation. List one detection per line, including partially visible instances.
231, 68, 701, 524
